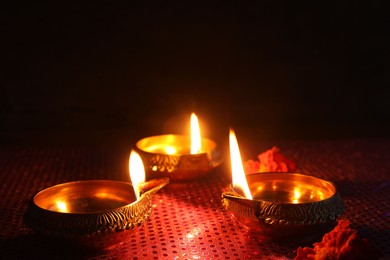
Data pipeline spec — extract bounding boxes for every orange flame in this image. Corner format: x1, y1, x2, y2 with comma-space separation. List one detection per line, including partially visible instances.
229, 129, 252, 199
129, 150, 146, 200
190, 113, 201, 154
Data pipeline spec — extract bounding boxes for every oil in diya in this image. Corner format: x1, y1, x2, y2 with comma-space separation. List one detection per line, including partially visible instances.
221, 130, 344, 242
135, 113, 221, 181
24, 151, 169, 251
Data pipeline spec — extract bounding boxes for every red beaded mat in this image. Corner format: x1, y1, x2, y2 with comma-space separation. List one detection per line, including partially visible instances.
0, 139, 389, 259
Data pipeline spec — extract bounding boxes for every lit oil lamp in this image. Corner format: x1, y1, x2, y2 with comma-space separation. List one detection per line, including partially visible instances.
222, 129, 344, 241
24, 151, 169, 250
136, 113, 221, 181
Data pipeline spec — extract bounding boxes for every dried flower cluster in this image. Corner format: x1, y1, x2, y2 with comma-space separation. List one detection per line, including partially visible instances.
244, 146, 296, 173
295, 219, 381, 260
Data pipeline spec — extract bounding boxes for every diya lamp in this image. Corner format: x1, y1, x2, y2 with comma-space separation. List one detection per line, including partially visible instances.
222, 129, 344, 241
135, 113, 221, 181
24, 151, 169, 250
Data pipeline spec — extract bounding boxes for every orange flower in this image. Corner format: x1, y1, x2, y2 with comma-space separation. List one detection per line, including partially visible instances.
295, 219, 381, 260
244, 146, 296, 174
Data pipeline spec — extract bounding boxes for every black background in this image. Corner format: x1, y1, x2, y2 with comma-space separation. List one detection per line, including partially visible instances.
2, 2, 389, 147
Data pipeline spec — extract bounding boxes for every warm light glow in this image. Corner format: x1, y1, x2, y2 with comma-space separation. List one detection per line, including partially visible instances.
229, 129, 252, 199
292, 187, 302, 204
186, 227, 201, 239
191, 113, 201, 154
317, 191, 324, 200
55, 201, 68, 213
165, 146, 176, 155
95, 192, 109, 198
129, 150, 146, 200
256, 184, 265, 192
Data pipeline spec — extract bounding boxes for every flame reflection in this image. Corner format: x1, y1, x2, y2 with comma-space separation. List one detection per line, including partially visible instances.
55, 201, 69, 213
292, 187, 302, 204
165, 146, 176, 155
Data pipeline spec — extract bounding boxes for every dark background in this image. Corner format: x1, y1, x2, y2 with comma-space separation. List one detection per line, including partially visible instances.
2, 2, 389, 147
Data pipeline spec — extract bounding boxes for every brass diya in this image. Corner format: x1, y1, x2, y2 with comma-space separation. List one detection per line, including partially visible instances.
24, 178, 169, 250
222, 173, 344, 241
135, 134, 221, 181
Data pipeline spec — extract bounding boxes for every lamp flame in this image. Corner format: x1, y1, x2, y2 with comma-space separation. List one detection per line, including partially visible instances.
229, 129, 252, 199
191, 113, 201, 154
129, 150, 146, 200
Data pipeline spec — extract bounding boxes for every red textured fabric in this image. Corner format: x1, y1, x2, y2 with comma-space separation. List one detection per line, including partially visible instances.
0, 139, 389, 259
